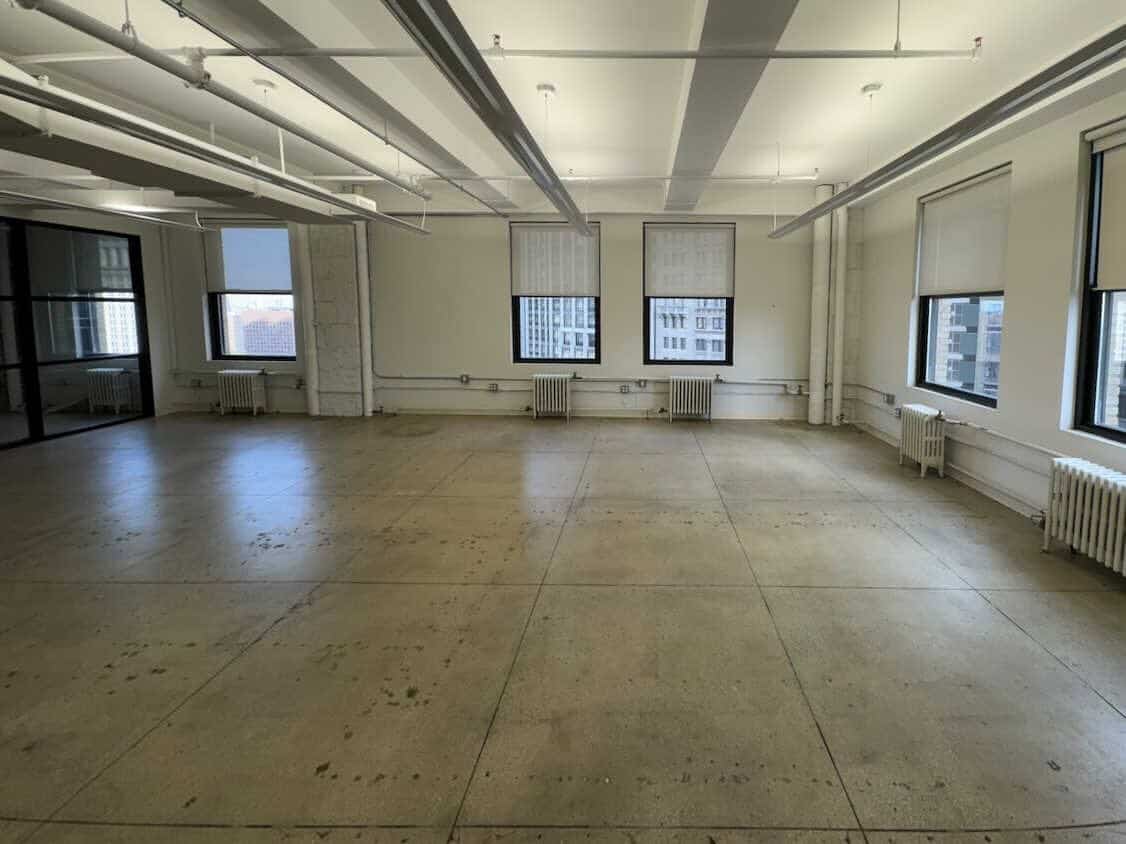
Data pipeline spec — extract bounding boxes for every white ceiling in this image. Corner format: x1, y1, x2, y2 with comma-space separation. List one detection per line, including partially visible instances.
0, 0, 1122, 216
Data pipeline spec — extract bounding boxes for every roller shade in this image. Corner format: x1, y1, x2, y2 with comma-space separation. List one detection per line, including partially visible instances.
644, 224, 735, 297
205, 225, 294, 292
511, 223, 600, 297
917, 168, 1010, 296
1096, 144, 1126, 291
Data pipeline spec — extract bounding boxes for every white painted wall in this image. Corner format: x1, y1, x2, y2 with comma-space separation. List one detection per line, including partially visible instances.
371, 214, 814, 418
853, 87, 1126, 515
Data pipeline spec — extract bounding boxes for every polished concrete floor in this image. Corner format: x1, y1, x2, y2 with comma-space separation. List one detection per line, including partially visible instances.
0, 413, 1124, 843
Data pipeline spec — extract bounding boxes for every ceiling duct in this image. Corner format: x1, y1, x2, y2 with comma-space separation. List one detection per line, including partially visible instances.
156, 0, 514, 218
0, 188, 210, 230
0, 68, 430, 232
15, 0, 430, 201
769, 23, 1126, 238
379, 0, 592, 236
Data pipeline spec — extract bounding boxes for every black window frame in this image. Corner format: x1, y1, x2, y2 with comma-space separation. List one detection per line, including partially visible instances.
1074, 148, 1126, 443
509, 221, 602, 365
0, 216, 154, 449
915, 291, 1004, 408
208, 290, 297, 362
641, 221, 735, 367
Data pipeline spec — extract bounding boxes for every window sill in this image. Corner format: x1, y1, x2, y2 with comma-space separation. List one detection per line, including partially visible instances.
912, 383, 998, 410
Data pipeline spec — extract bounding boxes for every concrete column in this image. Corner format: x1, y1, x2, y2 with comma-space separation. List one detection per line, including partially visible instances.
830, 184, 849, 426
807, 183, 834, 424
290, 223, 319, 416
308, 224, 363, 416
354, 222, 374, 416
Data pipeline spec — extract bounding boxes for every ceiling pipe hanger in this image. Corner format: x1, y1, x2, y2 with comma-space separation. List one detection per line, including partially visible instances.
769, 22, 1126, 238
379, 0, 591, 236
0, 72, 431, 234
0, 188, 214, 230
14, 0, 430, 201
155, 0, 508, 219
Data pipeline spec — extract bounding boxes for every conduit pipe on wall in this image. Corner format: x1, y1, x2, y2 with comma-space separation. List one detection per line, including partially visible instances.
807, 184, 833, 425
830, 187, 848, 426
354, 222, 374, 417
15, 0, 429, 201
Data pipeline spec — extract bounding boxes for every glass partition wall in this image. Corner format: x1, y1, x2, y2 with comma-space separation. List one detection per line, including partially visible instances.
0, 218, 152, 447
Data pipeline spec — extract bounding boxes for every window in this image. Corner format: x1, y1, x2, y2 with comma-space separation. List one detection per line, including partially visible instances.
206, 226, 296, 360
914, 167, 1010, 406
643, 223, 735, 365
1078, 121, 1126, 440
511, 222, 600, 363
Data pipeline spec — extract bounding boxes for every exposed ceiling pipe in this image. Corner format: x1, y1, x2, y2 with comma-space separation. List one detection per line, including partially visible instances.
310, 173, 821, 184
379, 0, 592, 237
12, 45, 981, 62
157, 0, 508, 219
0, 72, 431, 234
769, 23, 1126, 238
0, 188, 212, 230
14, 0, 430, 201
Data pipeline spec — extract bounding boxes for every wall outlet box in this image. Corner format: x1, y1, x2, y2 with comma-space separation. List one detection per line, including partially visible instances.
893, 406, 902, 418
619, 384, 630, 394
885, 392, 896, 405
459, 373, 471, 384
488, 383, 498, 392
636, 379, 647, 388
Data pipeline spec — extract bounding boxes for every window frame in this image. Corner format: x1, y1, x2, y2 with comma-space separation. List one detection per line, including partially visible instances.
207, 290, 297, 362
509, 221, 602, 365
1074, 149, 1126, 443
641, 221, 735, 366
914, 291, 1004, 408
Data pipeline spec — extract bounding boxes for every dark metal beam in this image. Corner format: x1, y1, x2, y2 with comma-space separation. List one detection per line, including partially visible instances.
380, 0, 592, 236
769, 23, 1126, 238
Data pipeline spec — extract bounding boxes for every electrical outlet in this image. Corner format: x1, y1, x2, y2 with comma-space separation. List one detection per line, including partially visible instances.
488, 383, 499, 392
636, 379, 647, 388
619, 384, 630, 394
459, 373, 471, 384
893, 406, 902, 418
885, 392, 896, 405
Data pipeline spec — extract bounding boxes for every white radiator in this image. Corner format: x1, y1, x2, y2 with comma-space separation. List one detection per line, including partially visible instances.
1044, 457, 1126, 575
217, 369, 266, 416
86, 367, 132, 414
533, 374, 571, 420
899, 403, 945, 477
668, 376, 713, 422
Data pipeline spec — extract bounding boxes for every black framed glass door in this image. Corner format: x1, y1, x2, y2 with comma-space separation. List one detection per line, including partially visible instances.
0, 217, 153, 447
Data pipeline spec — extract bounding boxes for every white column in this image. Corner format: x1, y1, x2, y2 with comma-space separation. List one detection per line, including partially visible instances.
355, 222, 374, 417
830, 184, 849, 426
807, 183, 834, 424
290, 223, 320, 416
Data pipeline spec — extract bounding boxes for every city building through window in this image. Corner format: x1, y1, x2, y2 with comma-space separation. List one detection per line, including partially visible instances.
915, 167, 1011, 406
643, 223, 734, 365
206, 226, 296, 360
1077, 122, 1126, 440
511, 222, 600, 363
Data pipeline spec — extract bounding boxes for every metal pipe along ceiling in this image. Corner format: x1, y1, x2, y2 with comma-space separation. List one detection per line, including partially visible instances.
0, 189, 210, 230
13, 46, 981, 62
769, 23, 1126, 238
15, 0, 430, 201
0, 73, 430, 235
156, 0, 508, 219
379, 0, 592, 237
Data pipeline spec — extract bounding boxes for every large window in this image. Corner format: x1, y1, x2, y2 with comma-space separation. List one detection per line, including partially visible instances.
510, 222, 600, 363
643, 223, 734, 365
915, 167, 1010, 406
1077, 121, 1126, 440
206, 226, 296, 360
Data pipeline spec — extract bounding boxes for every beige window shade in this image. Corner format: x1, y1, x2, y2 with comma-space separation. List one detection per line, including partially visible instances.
644, 224, 735, 297
917, 168, 1011, 297
510, 223, 600, 297
1096, 143, 1126, 291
